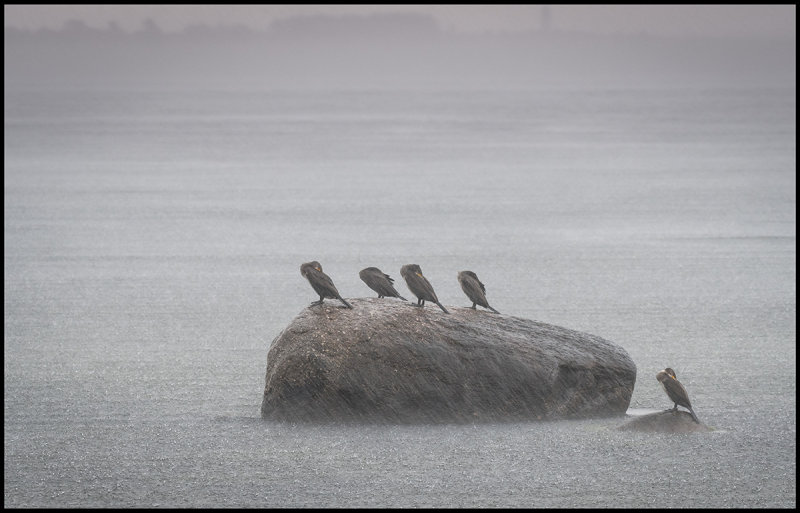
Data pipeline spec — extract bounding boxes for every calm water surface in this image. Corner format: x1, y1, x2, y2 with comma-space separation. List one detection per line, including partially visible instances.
4, 87, 796, 507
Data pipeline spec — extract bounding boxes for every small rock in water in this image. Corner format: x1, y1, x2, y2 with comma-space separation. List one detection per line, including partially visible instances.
617, 410, 712, 433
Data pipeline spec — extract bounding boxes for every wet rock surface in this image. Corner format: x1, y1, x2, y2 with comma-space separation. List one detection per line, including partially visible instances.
617, 410, 712, 433
261, 298, 637, 423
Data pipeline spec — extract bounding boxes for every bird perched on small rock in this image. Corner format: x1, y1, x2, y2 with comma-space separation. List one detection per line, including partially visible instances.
359, 267, 407, 301
400, 264, 449, 313
300, 261, 353, 309
656, 367, 699, 423
457, 270, 500, 314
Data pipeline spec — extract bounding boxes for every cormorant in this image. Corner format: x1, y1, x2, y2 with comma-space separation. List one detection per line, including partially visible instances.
457, 270, 500, 314
656, 367, 700, 423
300, 261, 353, 309
359, 267, 407, 301
399, 264, 449, 313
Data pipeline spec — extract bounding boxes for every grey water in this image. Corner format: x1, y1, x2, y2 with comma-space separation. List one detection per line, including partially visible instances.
4, 86, 795, 508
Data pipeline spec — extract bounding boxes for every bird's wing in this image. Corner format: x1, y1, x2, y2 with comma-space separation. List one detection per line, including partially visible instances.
317, 270, 336, 287
421, 275, 438, 301
462, 271, 486, 293
663, 378, 691, 408
462, 275, 485, 300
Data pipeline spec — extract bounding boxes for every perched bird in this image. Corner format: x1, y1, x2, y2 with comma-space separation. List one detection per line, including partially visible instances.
359, 267, 407, 301
457, 270, 500, 314
656, 367, 700, 423
300, 261, 353, 309
400, 264, 449, 313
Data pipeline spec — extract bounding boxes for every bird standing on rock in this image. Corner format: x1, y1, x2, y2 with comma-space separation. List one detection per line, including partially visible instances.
457, 270, 500, 314
656, 367, 700, 423
300, 261, 353, 309
400, 264, 449, 313
359, 267, 407, 301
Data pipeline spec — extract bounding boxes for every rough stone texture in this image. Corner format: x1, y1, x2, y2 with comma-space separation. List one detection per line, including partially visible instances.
261, 298, 636, 423
617, 410, 712, 433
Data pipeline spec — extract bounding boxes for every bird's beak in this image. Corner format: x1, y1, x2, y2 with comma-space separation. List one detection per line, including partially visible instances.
416, 272, 423, 277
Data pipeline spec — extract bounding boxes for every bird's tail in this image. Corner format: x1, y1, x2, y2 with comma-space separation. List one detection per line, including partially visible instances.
435, 301, 449, 314
397, 294, 408, 301
487, 305, 500, 314
688, 408, 700, 424
338, 297, 354, 309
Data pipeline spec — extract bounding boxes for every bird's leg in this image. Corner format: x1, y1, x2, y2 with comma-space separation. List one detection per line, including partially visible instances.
310, 297, 324, 306
471, 303, 477, 309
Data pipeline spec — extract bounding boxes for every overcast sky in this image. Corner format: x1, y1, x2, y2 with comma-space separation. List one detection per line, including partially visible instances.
3, 4, 796, 38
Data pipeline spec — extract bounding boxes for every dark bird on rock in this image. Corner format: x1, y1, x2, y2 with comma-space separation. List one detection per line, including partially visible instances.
359, 267, 407, 301
300, 261, 353, 309
400, 264, 449, 313
656, 367, 699, 423
457, 270, 500, 314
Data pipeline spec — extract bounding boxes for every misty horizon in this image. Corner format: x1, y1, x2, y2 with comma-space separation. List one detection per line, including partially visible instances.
4, 10, 796, 41
4, 4, 795, 39
4, 11, 797, 91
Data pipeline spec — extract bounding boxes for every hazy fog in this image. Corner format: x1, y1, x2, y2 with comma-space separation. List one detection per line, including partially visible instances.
4, 8, 796, 91
4, 5, 796, 38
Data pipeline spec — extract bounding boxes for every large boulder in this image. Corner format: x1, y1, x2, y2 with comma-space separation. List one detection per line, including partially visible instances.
260, 298, 636, 423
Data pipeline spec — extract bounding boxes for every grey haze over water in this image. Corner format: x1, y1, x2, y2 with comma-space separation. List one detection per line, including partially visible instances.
4, 14, 796, 508
4, 11, 796, 91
